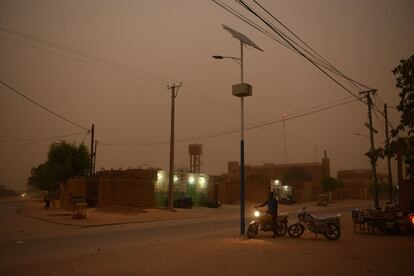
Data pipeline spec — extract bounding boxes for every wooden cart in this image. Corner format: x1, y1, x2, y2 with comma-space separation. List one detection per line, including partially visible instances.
352, 208, 409, 235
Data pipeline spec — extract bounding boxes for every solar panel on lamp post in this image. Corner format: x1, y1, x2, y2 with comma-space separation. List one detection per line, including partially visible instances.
214, 25, 263, 235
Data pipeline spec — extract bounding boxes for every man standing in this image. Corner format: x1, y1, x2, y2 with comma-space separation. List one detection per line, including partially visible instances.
256, 190, 278, 238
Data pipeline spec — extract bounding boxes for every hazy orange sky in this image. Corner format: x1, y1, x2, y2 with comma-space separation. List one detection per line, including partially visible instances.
1, 0, 413, 190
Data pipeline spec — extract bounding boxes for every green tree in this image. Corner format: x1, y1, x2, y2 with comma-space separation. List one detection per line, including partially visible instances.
27, 141, 90, 204
390, 55, 414, 178
47, 141, 90, 183
28, 162, 60, 201
321, 176, 342, 200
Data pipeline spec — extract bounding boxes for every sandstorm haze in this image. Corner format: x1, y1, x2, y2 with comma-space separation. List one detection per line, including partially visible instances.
0, 0, 413, 191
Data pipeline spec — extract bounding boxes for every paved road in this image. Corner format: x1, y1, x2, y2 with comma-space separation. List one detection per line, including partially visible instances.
0, 199, 412, 276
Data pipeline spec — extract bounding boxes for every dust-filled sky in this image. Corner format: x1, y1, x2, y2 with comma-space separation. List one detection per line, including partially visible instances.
1, 0, 413, 191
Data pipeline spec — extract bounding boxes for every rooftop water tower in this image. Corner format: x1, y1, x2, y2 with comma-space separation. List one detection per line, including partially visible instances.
189, 144, 202, 173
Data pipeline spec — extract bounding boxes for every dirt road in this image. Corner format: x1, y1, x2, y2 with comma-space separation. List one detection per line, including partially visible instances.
0, 198, 413, 276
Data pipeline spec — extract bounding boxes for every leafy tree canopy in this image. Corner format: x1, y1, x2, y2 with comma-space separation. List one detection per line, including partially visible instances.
321, 176, 342, 193
392, 54, 414, 138
27, 141, 90, 199
390, 54, 414, 178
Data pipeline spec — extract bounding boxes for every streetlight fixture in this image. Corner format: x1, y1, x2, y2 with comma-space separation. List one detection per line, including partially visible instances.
213, 25, 263, 235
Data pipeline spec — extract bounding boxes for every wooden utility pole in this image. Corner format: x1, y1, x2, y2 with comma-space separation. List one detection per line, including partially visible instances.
384, 103, 393, 202
93, 140, 98, 175
360, 90, 379, 210
89, 124, 95, 178
167, 83, 181, 211
282, 113, 287, 164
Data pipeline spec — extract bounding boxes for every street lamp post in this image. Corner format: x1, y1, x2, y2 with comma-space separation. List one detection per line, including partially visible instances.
214, 25, 262, 235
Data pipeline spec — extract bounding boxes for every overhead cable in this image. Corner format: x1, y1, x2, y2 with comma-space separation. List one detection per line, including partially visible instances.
0, 131, 87, 150
0, 80, 89, 131
236, 0, 365, 104
0, 26, 177, 85
99, 96, 358, 147
250, 0, 373, 91
0, 36, 169, 86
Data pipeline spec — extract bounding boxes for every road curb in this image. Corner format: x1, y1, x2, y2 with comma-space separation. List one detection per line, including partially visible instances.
24, 213, 209, 228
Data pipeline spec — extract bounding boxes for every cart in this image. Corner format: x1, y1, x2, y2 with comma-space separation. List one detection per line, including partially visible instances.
316, 194, 328, 207
352, 208, 409, 235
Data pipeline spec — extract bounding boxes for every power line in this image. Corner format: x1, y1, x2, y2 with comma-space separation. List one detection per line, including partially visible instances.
212, 0, 370, 93
0, 26, 297, 141
0, 131, 87, 150
0, 80, 89, 130
0, 131, 87, 143
0, 26, 178, 85
236, 0, 366, 104
0, 36, 168, 86
0, 28, 243, 120
99, 96, 358, 147
249, 0, 373, 91
211, 0, 298, 53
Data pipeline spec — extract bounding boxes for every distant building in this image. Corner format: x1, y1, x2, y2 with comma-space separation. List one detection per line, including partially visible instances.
217, 152, 331, 203
62, 168, 157, 209
335, 169, 388, 200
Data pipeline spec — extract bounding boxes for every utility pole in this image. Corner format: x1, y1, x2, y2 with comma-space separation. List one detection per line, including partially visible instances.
167, 83, 182, 211
282, 113, 287, 164
384, 103, 393, 202
93, 140, 98, 175
360, 90, 379, 210
89, 124, 95, 178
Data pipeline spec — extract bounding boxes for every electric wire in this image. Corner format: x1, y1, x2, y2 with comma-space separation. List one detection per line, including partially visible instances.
0, 36, 168, 86
0, 131, 87, 150
0, 131, 86, 143
0, 28, 241, 120
250, 0, 373, 91
99, 96, 358, 147
1, 18, 376, 155
211, 0, 299, 53
240, 0, 389, 120
236, 0, 365, 105
213, 0, 369, 92
0, 26, 177, 85
0, 80, 89, 131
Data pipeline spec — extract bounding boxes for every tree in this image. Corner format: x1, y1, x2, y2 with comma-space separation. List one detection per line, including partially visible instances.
27, 141, 90, 205
47, 141, 90, 184
28, 162, 60, 201
321, 176, 342, 200
390, 54, 414, 178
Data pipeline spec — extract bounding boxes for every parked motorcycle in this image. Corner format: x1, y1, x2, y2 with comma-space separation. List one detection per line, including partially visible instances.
247, 208, 289, 239
288, 207, 341, 240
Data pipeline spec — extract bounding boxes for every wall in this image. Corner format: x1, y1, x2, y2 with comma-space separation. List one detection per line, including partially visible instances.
336, 169, 388, 200
221, 160, 328, 204
98, 178, 155, 208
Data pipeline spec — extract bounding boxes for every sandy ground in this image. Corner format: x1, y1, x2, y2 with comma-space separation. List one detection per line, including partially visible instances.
1, 197, 413, 276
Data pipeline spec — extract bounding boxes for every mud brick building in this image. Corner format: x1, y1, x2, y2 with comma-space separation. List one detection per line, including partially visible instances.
335, 169, 388, 200
61, 168, 157, 209
217, 152, 331, 203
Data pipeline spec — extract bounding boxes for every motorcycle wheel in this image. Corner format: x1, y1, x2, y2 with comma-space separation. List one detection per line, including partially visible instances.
276, 221, 288, 236
323, 223, 341, 240
247, 222, 258, 239
288, 223, 304, 238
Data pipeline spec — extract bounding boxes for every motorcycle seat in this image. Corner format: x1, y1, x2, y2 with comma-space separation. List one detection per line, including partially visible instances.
311, 213, 342, 222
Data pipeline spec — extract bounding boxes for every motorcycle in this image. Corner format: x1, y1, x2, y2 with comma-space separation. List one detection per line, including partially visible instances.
288, 207, 341, 240
247, 208, 289, 239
